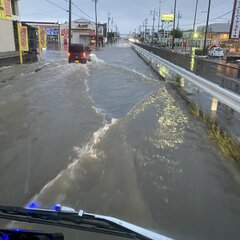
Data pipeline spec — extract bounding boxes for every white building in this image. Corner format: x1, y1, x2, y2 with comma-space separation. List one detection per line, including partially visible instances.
0, 0, 20, 52
60, 18, 103, 46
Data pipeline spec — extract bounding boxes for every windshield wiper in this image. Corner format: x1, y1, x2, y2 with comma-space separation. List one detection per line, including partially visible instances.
0, 205, 172, 240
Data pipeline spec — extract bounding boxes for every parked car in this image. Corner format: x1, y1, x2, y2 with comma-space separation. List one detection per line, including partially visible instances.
208, 46, 224, 58
68, 44, 91, 64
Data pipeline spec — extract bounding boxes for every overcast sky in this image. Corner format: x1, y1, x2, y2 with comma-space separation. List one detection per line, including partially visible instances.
20, 0, 234, 33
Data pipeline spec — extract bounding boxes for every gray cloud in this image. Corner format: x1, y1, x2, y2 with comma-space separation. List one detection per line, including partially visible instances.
20, 0, 234, 33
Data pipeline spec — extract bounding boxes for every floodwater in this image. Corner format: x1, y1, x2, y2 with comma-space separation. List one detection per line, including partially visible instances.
0, 43, 240, 240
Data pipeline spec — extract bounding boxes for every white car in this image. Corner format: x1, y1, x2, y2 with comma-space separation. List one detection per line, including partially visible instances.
208, 47, 224, 58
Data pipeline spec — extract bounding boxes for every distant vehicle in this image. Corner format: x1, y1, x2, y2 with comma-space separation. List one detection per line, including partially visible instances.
208, 46, 224, 58
68, 44, 91, 64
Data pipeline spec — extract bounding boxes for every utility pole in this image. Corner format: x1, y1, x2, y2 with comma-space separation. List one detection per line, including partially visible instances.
157, 0, 162, 31
193, 0, 198, 32
144, 18, 148, 42
139, 25, 142, 36
107, 11, 111, 44
203, 0, 211, 55
150, 9, 157, 46
142, 21, 145, 41
172, 0, 177, 50
94, 0, 98, 50
68, 0, 71, 50
176, 11, 182, 29
111, 17, 114, 32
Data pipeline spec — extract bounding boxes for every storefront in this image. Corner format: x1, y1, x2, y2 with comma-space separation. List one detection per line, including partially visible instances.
60, 18, 103, 46
22, 21, 60, 50
190, 23, 232, 49
0, 0, 20, 52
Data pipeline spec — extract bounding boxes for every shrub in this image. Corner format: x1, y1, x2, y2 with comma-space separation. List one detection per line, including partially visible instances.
195, 49, 204, 56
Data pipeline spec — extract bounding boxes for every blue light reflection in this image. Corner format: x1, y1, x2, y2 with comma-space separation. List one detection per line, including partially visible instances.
27, 202, 39, 209
54, 204, 61, 211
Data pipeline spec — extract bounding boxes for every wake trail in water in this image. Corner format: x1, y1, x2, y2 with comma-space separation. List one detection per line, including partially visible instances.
90, 54, 159, 83
26, 118, 118, 206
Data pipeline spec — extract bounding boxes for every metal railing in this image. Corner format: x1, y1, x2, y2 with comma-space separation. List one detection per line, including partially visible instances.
135, 43, 240, 94
132, 44, 240, 113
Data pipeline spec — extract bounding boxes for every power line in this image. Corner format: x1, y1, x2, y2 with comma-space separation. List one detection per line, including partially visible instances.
209, 10, 233, 22
78, 0, 92, 5
179, 9, 233, 27
199, 0, 226, 13
63, 0, 94, 21
73, 0, 104, 23
45, 0, 68, 12
72, 1, 94, 20
45, 0, 82, 18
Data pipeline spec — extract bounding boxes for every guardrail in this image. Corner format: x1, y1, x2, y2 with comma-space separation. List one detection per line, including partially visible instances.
135, 43, 240, 94
132, 44, 240, 113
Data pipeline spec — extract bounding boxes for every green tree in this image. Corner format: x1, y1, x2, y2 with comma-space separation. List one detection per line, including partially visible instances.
171, 29, 183, 38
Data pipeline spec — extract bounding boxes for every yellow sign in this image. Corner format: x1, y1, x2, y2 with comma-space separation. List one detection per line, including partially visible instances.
162, 13, 174, 22
19, 26, 29, 51
38, 26, 47, 48
17, 24, 29, 64
0, 0, 12, 20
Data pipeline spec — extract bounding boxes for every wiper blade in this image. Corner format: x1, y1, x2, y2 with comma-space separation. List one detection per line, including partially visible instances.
0, 205, 172, 240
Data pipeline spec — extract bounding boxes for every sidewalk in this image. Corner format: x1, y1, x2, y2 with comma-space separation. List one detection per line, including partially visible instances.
0, 60, 44, 84
0, 51, 19, 59
0, 51, 39, 67
0, 51, 20, 67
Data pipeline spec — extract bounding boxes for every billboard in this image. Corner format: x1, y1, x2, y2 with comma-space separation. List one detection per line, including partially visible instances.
161, 13, 174, 22
46, 28, 59, 36
229, 0, 240, 39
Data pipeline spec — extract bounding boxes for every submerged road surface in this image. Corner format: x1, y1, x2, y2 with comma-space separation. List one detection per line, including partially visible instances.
0, 43, 240, 240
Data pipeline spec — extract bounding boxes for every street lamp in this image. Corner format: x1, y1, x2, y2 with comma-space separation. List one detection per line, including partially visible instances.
191, 0, 199, 52
193, 32, 198, 38
150, 9, 157, 46
107, 11, 110, 44
94, 0, 98, 49
157, 0, 162, 31
172, 0, 177, 50
144, 18, 148, 42
192, 0, 199, 32
203, 0, 211, 55
68, 0, 72, 51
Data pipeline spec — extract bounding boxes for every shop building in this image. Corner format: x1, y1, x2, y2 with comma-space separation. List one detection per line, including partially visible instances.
191, 23, 231, 48
22, 21, 60, 49
0, 0, 20, 52
60, 18, 104, 46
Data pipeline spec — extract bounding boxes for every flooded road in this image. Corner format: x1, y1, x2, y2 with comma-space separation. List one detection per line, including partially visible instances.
1, 44, 240, 240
